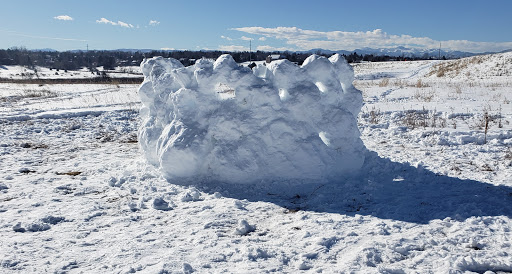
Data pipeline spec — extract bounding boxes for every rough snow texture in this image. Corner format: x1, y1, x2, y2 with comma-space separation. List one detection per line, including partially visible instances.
138, 54, 364, 184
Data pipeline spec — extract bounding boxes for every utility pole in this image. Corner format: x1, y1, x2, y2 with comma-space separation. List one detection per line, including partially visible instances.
249, 39, 252, 63
87, 44, 90, 72
439, 42, 441, 60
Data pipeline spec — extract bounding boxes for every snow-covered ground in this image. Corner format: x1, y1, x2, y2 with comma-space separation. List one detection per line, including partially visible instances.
0, 65, 141, 80
0, 82, 140, 120
355, 53, 512, 186
0, 53, 511, 273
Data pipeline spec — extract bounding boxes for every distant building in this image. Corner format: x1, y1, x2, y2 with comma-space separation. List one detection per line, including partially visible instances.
266, 54, 281, 63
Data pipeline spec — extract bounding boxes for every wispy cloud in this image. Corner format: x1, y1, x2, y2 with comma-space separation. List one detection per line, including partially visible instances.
117, 21, 133, 28
233, 26, 512, 53
256, 45, 291, 52
96, 18, 112, 25
149, 20, 160, 26
96, 18, 134, 28
218, 45, 248, 52
161, 47, 175, 51
2, 29, 87, 42
54, 15, 73, 21
240, 36, 252, 41
221, 35, 233, 41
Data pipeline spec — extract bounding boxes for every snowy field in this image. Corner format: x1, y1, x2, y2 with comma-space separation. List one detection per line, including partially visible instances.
0, 53, 511, 273
0, 65, 141, 80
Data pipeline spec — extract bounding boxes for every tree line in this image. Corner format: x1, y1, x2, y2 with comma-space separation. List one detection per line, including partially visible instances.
0, 47, 430, 71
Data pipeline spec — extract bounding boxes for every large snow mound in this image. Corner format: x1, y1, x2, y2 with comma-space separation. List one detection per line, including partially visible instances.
138, 54, 365, 184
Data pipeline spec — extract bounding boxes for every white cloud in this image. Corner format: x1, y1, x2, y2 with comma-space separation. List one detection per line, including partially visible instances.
96, 18, 113, 25
1, 29, 87, 42
258, 37, 266, 41
233, 26, 512, 53
117, 21, 134, 28
149, 20, 160, 26
96, 17, 134, 28
161, 47, 175, 51
218, 45, 248, 52
240, 36, 253, 41
256, 45, 291, 52
54, 15, 73, 21
221, 35, 233, 41
233, 27, 324, 41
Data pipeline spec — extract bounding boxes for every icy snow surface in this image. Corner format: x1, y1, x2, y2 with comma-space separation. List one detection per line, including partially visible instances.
138, 54, 364, 184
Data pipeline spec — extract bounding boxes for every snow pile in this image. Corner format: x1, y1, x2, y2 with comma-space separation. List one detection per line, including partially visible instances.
138, 54, 364, 184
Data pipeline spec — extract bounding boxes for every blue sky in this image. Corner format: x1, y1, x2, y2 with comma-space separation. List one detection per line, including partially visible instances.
1, 0, 511, 52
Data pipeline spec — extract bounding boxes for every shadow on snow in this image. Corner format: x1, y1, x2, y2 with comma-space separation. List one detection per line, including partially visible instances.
195, 150, 512, 224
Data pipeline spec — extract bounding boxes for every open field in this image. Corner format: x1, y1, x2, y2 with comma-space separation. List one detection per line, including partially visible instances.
0, 53, 511, 272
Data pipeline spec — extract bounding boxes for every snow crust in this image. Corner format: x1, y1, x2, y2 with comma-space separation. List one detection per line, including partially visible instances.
138, 54, 364, 184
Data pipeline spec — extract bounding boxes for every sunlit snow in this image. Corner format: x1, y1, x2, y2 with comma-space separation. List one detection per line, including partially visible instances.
138, 54, 364, 184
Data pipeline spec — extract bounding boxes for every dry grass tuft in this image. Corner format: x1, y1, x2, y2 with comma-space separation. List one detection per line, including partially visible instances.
415, 79, 428, 88
414, 89, 436, 102
378, 78, 390, 87
20, 89, 58, 98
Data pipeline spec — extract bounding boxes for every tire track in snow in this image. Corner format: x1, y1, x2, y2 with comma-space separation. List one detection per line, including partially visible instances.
377, 61, 440, 101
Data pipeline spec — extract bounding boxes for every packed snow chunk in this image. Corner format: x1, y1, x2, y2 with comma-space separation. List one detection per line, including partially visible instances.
235, 219, 256, 235
138, 54, 365, 184
0, 183, 8, 190
152, 197, 172, 211
12, 223, 26, 233
26, 222, 51, 232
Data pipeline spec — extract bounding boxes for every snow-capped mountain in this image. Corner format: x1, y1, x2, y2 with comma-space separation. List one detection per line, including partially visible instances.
304, 46, 495, 58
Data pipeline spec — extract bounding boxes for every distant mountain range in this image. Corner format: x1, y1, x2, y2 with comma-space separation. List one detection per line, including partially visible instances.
303, 47, 489, 59
105, 47, 512, 59
111, 47, 485, 58
33, 47, 511, 59
32, 48, 58, 52
306, 47, 512, 58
